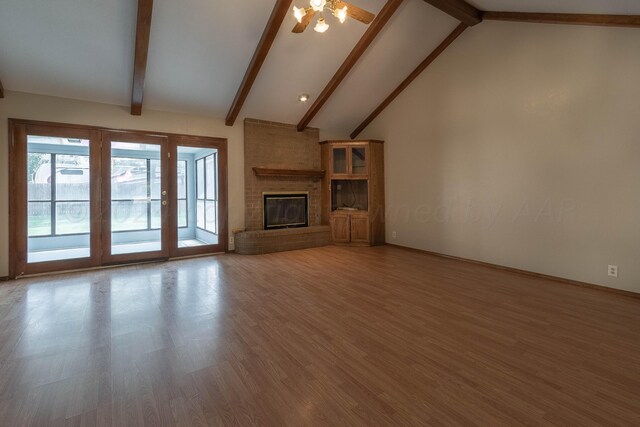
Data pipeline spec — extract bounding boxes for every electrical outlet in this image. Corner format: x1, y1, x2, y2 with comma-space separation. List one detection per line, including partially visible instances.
229, 236, 234, 246
392, 231, 397, 239
608, 265, 618, 278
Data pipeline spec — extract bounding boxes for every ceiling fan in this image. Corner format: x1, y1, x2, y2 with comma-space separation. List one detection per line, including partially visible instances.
292, 0, 376, 34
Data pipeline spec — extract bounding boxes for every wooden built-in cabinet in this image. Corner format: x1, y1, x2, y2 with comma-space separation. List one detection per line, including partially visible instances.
320, 140, 384, 246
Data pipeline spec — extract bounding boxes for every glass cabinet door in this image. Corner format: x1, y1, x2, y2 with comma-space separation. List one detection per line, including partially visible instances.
351, 146, 367, 175
332, 147, 347, 174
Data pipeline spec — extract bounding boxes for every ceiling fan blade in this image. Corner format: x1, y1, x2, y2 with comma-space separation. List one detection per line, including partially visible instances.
336, 1, 376, 24
292, 9, 316, 33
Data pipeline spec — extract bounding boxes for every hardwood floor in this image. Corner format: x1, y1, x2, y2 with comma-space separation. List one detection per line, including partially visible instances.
0, 245, 639, 426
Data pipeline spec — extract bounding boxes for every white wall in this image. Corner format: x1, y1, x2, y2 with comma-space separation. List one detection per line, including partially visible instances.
0, 91, 246, 277
360, 22, 640, 293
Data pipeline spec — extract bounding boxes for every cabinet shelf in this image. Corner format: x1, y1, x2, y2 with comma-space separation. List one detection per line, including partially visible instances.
253, 167, 325, 180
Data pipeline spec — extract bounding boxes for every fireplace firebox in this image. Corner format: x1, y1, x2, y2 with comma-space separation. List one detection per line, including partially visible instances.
263, 193, 309, 230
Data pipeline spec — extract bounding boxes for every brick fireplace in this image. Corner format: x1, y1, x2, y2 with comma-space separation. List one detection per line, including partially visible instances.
235, 119, 330, 254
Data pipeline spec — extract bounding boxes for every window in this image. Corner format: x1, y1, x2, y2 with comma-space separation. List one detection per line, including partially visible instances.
111, 157, 162, 232
27, 152, 91, 237
196, 153, 217, 234
177, 160, 187, 228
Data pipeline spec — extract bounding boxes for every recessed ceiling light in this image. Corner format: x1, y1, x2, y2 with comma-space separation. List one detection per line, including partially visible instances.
298, 93, 310, 102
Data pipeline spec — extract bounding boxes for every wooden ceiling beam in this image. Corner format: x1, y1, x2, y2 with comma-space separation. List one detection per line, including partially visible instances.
350, 23, 468, 139
482, 12, 640, 28
0, 79, 4, 99
422, 0, 482, 26
226, 0, 294, 127
130, 0, 154, 116
297, 0, 404, 132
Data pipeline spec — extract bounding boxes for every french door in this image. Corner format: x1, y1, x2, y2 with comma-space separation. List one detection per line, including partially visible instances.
9, 120, 227, 278
101, 132, 170, 264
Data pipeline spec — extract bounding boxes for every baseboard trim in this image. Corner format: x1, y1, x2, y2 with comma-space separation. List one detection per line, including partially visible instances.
386, 244, 639, 299
0, 276, 8, 282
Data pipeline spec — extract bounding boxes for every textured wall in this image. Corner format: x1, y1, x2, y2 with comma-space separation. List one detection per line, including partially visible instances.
243, 119, 321, 231
360, 22, 640, 293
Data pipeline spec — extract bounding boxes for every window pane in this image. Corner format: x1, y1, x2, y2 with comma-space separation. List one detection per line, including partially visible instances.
205, 201, 216, 233
352, 147, 367, 174
150, 200, 161, 229
111, 158, 148, 200
112, 142, 157, 151
111, 201, 149, 231
177, 161, 187, 199
150, 159, 161, 199
333, 148, 347, 174
56, 155, 90, 201
28, 153, 52, 201
56, 202, 90, 234
196, 159, 204, 199
28, 202, 51, 236
197, 200, 205, 229
206, 155, 215, 200
178, 199, 187, 228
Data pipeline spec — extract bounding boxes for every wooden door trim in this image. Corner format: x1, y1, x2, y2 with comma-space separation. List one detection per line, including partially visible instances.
101, 131, 170, 265
8, 120, 103, 278
8, 120, 24, 279
8, 118, 229, 277
8, 118, 227, 142
169, 135, 229, 257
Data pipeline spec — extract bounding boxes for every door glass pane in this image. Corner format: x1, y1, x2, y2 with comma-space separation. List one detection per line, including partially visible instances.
177, 146, 219, 248
351, 147, 367, 174
111, 158, 147, 200
205, 201, 216, 233
111, 201, 149, 231
56, 202, 90, 234
177, 161, 187, 199
150, 200, 161, 229
28, 153, 52, 201
177, 160, 187, 228
27, 135, 91, 263
110, 142, 161, 255
206, 156, 215, 199
56, 154, 90, 200
150, 159, 161, 199
178, 200, 187, 228
196, 159, 205, 199
28, 202, 51, 236
333, 147, 347, 174
197, 200, 205, 229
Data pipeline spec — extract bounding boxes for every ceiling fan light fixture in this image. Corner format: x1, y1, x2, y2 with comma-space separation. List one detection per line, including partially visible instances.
314, 17, 329, 33
335, 5, 348, 23
293, 6, 306, 23
309, 0, 326, 12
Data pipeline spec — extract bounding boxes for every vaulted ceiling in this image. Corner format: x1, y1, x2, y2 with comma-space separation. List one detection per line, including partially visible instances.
1, 0, 639, 135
